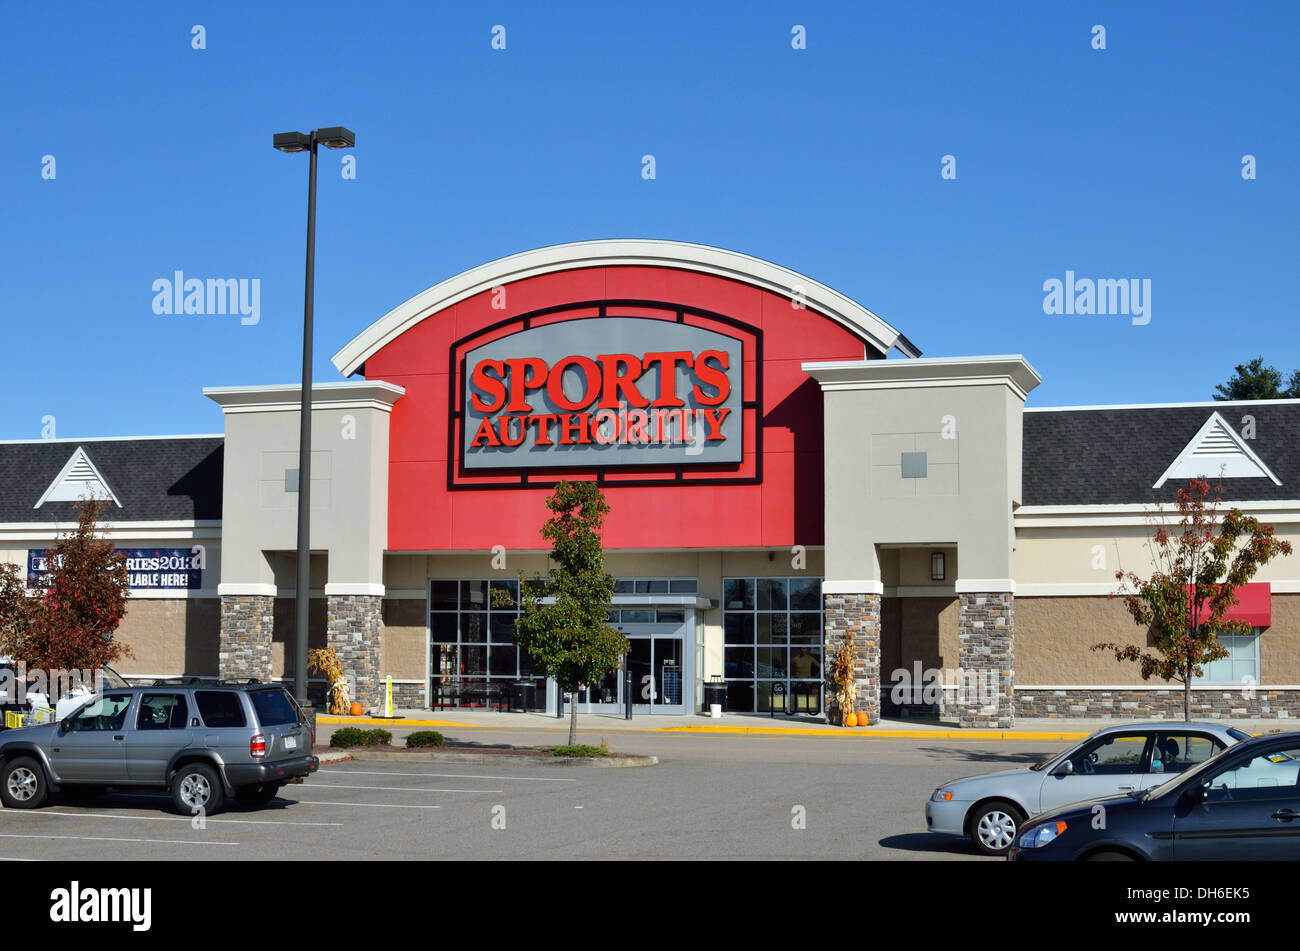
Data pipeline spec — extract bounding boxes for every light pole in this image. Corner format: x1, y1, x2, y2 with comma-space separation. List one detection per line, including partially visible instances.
273, 126, 355, 705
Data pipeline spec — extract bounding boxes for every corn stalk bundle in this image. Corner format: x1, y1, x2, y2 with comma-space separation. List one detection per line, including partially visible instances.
308, 646, 351, 714
828, 630, 858, 726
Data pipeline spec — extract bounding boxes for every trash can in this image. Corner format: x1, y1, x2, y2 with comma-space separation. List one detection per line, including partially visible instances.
703, 677, 726, 719
512, 681, 536, 712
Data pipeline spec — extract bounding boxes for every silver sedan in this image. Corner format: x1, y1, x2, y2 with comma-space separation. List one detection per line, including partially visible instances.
925, 721, 1250, 855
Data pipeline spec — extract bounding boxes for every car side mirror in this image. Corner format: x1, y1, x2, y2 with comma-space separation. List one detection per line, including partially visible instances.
1052, 759, 1074, 776
60, 718, 72, 732
1185, 784, 1209, 806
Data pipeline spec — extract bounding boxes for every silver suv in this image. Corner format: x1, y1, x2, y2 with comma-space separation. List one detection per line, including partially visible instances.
0, 682, 318, 815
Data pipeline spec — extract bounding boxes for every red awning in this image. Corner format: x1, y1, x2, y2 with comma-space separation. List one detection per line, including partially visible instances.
1187, 581, 1271, 627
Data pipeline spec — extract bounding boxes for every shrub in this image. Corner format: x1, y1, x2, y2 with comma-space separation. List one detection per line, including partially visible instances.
546, 743, 610, 758
329, 727, 392, 748
406, 730, 445, 748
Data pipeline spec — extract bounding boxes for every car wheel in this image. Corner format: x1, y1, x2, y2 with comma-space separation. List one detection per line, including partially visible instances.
170, 762, 224, 817
233, 783, 281, 808
970, 799, 1023, 856
1, 757, 49, 809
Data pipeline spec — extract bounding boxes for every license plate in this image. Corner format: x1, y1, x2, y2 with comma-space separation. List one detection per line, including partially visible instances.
284, 735, 298, 750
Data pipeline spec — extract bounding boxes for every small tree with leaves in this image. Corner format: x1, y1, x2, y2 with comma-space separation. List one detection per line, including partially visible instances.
1092, 478, 1292, 722
504, 481, 628, 747
0, 497, 133, 678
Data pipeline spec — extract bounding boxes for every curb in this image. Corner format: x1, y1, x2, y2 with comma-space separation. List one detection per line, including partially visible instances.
316, 715, 1089, 742
324, 749, 656, 768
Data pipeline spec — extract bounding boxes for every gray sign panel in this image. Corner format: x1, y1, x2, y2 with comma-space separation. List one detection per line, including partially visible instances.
463, 317, 743, 469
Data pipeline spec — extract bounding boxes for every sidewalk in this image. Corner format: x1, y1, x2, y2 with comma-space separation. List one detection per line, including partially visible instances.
315, 707, 1300, 741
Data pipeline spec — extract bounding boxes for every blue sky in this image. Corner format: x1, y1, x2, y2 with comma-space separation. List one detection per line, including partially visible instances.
2, 1, 1297, 440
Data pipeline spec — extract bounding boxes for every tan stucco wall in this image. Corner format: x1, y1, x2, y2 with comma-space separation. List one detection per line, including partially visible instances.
114, 598, 220, 678
382, 600, 426, 682
1016, 594, 1300, 686
881, 596, 959, 678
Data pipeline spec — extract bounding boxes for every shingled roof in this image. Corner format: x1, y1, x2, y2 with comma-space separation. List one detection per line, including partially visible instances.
1022, 401, 1300, 506
0, 437, 223, 523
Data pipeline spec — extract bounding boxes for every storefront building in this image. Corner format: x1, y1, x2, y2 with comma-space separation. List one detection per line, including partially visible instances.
3, 240, 1297, 725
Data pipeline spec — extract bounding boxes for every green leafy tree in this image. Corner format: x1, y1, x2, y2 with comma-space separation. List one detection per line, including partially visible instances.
504, 481, 627, 746
0, 496, 133, 674
1091, 478, 1292, 721
1213, 357, 1300, 400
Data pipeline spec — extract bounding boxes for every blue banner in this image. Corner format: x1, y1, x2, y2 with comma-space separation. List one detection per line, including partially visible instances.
27, 548, 203, 590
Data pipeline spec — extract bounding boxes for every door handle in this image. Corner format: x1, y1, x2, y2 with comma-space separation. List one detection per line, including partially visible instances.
1118, 785, 1135, 791
1271, 809, 1298, 821
113, 735, 125, 741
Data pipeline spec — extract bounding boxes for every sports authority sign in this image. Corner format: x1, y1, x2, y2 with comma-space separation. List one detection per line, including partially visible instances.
462, 317, 743, 469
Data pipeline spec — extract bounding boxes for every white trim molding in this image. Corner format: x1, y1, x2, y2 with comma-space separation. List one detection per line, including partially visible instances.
1015, 500, 1300, 529
822, 580, 885, 595
954, 578, 1017, 594
802, 354, 1042, 401
330, 239, 921, 376
204, 381, 405, 415
217, 583, 276, 597
1017, 580, 1300, 596
324, 583, 386, 597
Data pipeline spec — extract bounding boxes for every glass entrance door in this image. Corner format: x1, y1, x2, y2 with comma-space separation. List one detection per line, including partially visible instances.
628, 633, 685, 714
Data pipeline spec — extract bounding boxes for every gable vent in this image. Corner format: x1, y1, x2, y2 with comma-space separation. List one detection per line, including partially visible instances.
1152, 412, 1281, 488
34, 447, 122, 508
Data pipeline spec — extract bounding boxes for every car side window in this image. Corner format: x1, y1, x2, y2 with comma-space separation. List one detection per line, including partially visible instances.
137, 694, 188, 731
195, 691, 247, 728
1203, 747, 1300, 803
1068, 734, 1149, 775
1150, 733, 1221, 775
67, 694, 133, 732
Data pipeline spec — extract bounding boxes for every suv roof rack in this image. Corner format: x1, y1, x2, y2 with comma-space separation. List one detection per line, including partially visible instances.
149, 677, 207, 686
216, 678, 262, 685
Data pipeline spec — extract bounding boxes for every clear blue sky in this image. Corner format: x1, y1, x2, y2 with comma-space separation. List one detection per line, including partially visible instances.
3, 1, 1297, 440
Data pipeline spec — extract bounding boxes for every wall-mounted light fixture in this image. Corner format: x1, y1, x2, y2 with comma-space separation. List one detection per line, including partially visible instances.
931, 551, 946, 581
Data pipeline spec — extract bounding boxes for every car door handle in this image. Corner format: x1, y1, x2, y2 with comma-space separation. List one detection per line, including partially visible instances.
113, 735, 125, 741
1271, 809, 1298, 821
1118, 785, 1135, 791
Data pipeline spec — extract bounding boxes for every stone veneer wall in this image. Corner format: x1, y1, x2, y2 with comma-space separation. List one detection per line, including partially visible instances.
327, 595, 383, 709
1017, 688, 1300, 719
219, 595, 274, 683
823, 593, 881, 725
390, 682, 427, 708
956, 592, 1014, 728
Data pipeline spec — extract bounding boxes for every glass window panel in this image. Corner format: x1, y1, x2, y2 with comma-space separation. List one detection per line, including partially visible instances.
460, 580, 488, 610
605, 610, 619, 623
756, 681, 779, 713
789, 647, 821, 679
519, 651, 537, 677
787, 577, 821, 611
757, 578, 787, 611
1150, 734, 1220, 775
669, 579, 698, 593
431, 644, 457, 680
724, 578, 754, 611
490, 578, 519, 608
613, 579, 635, 594
656, 610, 685, 624
430, 613, 459, 641
1069, 735, 1147, 775
430, 580, 459, 611
726, 680, 755, 713
725, 647, 755, 679
620, 609, 652, 624
461, 613, 487, 643
789, 613, 823, 643
757, 647, 788, 679
724, 613, 754, 644
1205, 747, 1300, 802
489, 646, 518, 677
460, 646, 487, 676
644, 579, 669, 593
489, 614, 517, 643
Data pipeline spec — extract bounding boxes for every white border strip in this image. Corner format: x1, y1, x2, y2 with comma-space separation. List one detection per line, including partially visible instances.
954, 578, 1016, 594
822, 580, 884, 595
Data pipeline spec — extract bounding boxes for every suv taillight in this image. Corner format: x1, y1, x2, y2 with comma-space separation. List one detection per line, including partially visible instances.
250, 733, 266, 758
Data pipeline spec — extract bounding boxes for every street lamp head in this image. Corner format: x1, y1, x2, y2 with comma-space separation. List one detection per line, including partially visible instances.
273, 131, 312, 153
316, 126, 355, 149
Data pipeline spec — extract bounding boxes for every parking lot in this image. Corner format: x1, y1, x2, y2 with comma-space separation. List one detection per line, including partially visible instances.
0, 735, 1063, 860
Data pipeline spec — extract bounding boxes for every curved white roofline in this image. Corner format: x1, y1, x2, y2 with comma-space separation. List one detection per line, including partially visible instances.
330, 239, 920, 376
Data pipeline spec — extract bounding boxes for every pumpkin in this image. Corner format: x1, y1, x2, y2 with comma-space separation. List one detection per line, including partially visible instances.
856, 712, 868, 726
350, 702, 364, 717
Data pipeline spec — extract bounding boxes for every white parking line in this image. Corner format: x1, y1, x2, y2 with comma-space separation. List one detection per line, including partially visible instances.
289, 801, 442, 810
0, 811, 342, 827
326, 769, 576, 782
303, 783, 503, 793
0, 857, 42, 861
0, 833, 239, 846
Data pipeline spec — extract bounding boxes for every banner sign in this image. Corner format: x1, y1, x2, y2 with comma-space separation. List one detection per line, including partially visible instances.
27, 548, 203, 590
463, 317, 743, 469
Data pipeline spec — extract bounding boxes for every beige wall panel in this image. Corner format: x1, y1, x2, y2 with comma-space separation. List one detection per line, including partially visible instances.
114, 598, 220, 677
1261, 594, 1300, 683
381, 599, 427, 681
1017, 596, 1176, 686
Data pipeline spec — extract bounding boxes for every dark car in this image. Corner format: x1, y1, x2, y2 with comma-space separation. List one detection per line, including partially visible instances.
0, 682, 317, 816
1009, 731, 1300, 861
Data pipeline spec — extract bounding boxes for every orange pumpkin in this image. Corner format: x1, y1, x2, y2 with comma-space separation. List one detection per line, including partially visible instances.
349, 702, 364, 717
856, 712, 868, 727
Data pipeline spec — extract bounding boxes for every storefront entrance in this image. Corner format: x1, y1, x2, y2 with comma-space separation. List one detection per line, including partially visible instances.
572, 620, 691, 716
